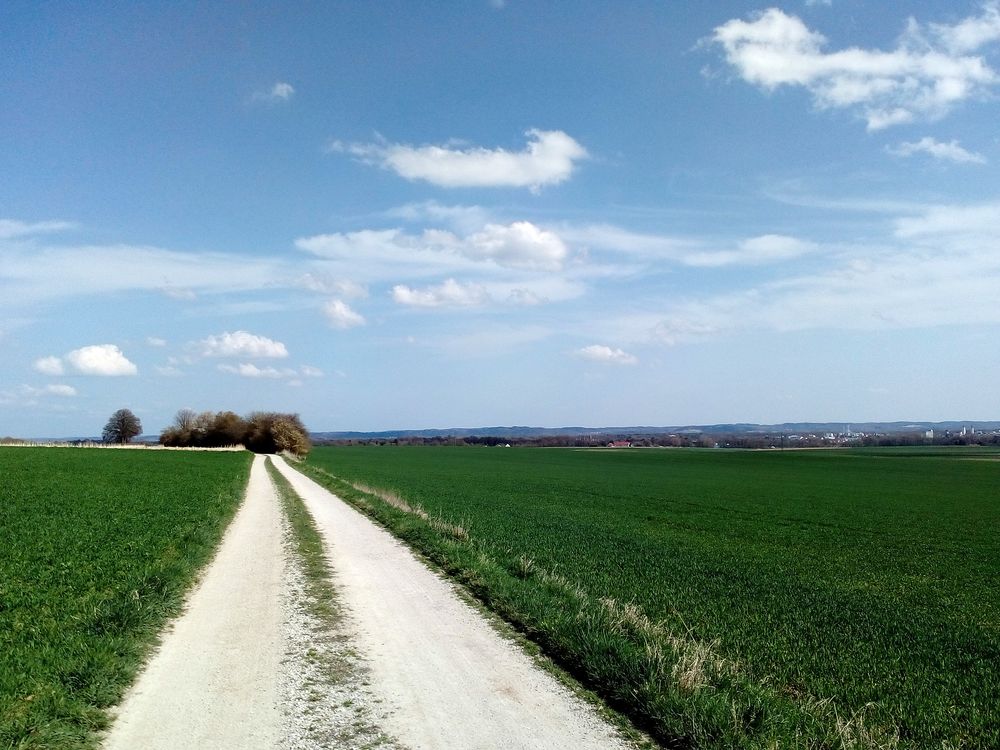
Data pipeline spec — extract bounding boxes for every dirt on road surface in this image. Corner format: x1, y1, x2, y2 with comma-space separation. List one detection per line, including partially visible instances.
271, 455, 630, 750
104, 454, 632, 749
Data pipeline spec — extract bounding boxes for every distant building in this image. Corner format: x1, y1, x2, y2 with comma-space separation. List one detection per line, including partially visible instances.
608, 440, 632, 448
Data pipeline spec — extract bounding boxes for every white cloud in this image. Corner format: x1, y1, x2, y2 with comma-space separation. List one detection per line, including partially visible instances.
386, 201, 491, 233
34, 356, 64, 375
887, 136, 986, 164
251, 81, 295, 104
331, 129, 588, 190
218, 363, 297, 379
1, 383, 78, 405
684, 234, 817, 267
161, 286, 197, 301
894, 200, 1000, 237
146, 336, 167, 347
929, 2, 1000, 54
324, 299, 366, 329
65, 344, 138, 376
576, 344, 639, 365
198, 331, 289, 358
712, 6, 1000, 129
561, 224, 816, 268
392, 278, 491, 308
299, 273, 368, 298
0, 242, 287, 309
44, 384, 76, 397
0, 219, 76, 239
464, 222, 568, 270
301, 365, 324, 377
156, 365, 183, 377
296, 220, 569, 272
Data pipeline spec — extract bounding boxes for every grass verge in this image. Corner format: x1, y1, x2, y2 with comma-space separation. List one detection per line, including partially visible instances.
294, 460, 905, 750
0, 448, 252, 749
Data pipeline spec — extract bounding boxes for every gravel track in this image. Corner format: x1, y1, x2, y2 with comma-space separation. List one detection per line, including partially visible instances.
272, 455, 629, 750
103, 454, 285, 749
103, 454, 629, 749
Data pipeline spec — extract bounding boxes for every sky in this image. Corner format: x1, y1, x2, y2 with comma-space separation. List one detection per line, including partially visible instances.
2, 1, 1000, 437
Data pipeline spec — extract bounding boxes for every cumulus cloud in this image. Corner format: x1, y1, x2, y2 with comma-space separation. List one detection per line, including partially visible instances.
251, 81, 295, 104
301, 365, 324, 377
198, 331, 289, 358
65, 345, 138, 376
887, 136, 986, 163
0, 219, 76, 239
711, 6, 1000, 129
34, 356, 65, 375
576, 344, 639, 365
392, 278, 491, 308
330, 129, 588, 190
324, 299, 366, 329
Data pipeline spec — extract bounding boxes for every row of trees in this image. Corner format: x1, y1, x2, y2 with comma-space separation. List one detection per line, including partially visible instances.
160, 409, 311, 455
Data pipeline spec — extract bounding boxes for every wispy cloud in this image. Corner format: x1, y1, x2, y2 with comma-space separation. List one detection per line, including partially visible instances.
711, 5, 1000, 129
0, 241, 287, 308
329, 129, 588, 190
251, 81, 295, 104
296, 220, 569, 273
576, 344, 638, 365
887, 136, 986, 164
0, 219, 76, 239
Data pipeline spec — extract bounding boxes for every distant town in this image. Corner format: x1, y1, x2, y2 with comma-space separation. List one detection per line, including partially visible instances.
312, 421, 1000, 449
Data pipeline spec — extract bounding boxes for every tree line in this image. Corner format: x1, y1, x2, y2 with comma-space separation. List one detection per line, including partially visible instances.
160, 409, 310, 455
100, 407, 311, 455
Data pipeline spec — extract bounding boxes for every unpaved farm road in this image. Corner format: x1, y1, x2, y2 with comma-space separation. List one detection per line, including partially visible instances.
103, 455, 630, 749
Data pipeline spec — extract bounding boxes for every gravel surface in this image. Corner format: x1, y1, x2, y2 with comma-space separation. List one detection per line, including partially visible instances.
277, 493, 405, 750
272, 455, 631, 750
103, 455, 285, 749
104, 454, 630, 749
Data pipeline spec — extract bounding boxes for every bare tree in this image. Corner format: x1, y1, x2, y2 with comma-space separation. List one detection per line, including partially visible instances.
103, 408, 143, 444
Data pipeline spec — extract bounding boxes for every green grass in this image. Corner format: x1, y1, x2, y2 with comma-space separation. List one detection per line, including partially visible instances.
0, 447, 251, 749
301, 445, 1000, 749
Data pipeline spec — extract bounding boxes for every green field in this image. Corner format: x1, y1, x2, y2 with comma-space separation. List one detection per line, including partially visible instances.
0, 447, 251, 749
303, 445, 1000, 749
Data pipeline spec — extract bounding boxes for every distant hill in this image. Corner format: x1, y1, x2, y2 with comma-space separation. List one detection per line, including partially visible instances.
311, 421, 1000, 441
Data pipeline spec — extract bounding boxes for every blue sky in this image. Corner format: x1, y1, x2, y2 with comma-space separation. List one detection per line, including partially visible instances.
3, 1, 1000, 437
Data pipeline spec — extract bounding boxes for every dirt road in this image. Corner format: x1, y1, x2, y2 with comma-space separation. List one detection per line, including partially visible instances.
104, 454, 285, 749
271, 456, 628, 750
104, 454, 629, 749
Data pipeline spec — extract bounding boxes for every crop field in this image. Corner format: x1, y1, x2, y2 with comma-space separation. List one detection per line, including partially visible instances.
303, 445, 1000, 749
0, 447, 252, 749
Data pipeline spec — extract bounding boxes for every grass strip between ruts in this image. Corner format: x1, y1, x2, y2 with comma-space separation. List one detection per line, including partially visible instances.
292, 460, 905, 750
